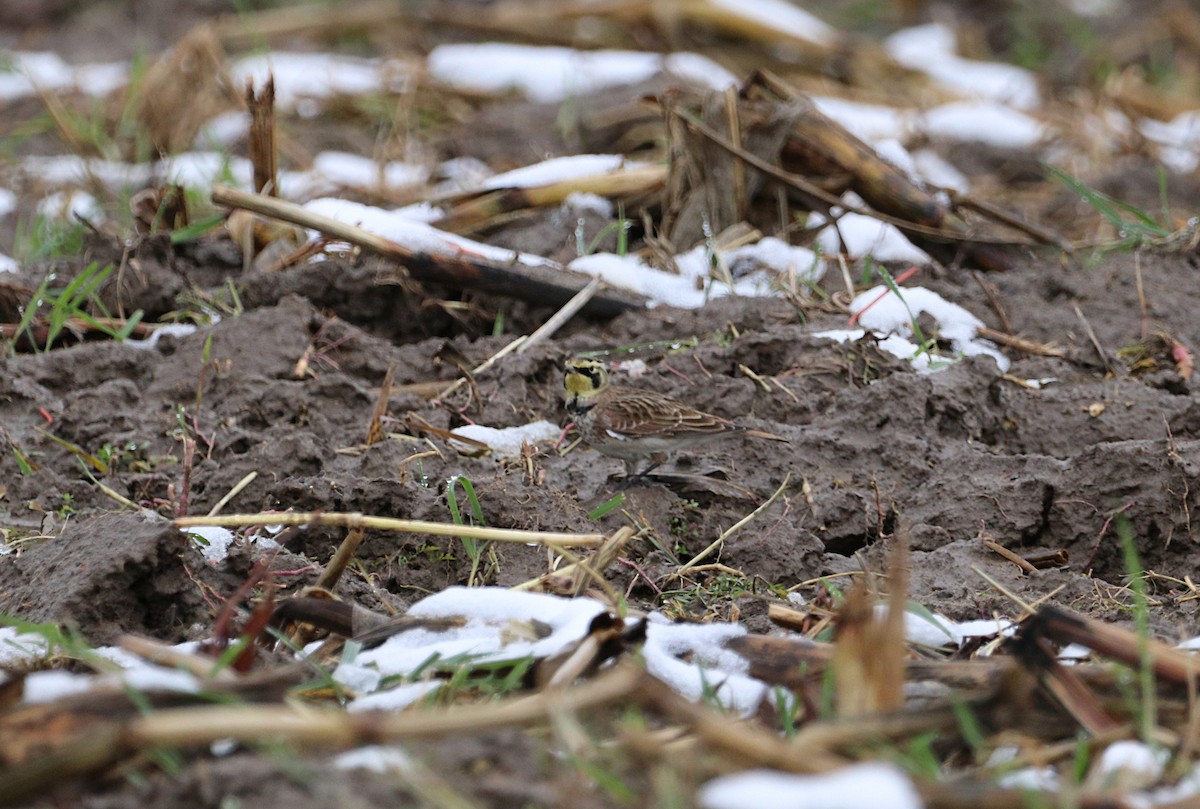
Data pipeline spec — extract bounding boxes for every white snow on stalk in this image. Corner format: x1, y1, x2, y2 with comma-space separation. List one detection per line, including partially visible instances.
918, 100, 1046, 148
0, 188, 17, 218
813, 211, 931, 264
482, 154, 649, 190
301, 197, 557, 269
708, 0, 837, 47
1139, 111, 1200, 174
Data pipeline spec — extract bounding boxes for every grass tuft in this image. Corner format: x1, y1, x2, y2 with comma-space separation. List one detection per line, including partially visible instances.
447, 475, 493, 587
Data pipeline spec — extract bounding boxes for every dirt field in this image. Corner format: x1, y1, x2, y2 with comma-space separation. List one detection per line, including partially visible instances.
2, 1, 1200, 807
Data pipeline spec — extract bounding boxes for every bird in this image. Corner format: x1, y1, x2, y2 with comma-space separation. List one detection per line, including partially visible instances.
563, 358, 788, 479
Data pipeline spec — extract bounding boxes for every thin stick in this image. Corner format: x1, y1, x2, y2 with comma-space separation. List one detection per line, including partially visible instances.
668, 473, 790, 581
982, 539, 1038, 574
316, 526, 366, 591
512, 526, 634, 597
207, 471, 258, 517
434, 335, 526, 402
1074, 305, 1115, 375
738, 364, 771, 392
972, 564, 1036, 616
970, 270, 1014, 335
1135, 252, 1149, 339
837, 253, 855, 302
117, 635, 238, 682
976, 327, 1066, 358
518, 276, 602, 354
95, 481, 145, 511
366, 363, 395, 445
176, 511, 607, 547
954, 194, 1072, 250
434, 276, 602, 402
128, 662, 642, 748
637, 673, 846, 774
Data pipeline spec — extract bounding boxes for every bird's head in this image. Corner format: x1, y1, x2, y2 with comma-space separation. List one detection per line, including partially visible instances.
563, 358, 609, 406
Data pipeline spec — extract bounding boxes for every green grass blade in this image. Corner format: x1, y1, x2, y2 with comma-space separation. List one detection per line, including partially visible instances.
588, 493, 625, 520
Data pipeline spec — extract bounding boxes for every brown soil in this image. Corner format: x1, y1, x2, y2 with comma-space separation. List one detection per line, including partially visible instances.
4, 245, 1199, 634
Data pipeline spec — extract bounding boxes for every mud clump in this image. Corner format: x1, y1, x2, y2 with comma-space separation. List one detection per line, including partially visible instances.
0, 513, 210, 643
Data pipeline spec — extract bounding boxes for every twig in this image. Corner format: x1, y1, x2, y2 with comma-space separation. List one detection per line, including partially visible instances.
176, 511, 607, 547
982, 538, 1038, 574
1135, 252, 1149, 339
1074, 305, 1115, 375
433, 336, 526, 402
976, 327, 1066, 358
210, 185, 645, 315
668, 473, 790, 581
737, 363, 771, 392
971, 564, 1036, 616
513, 526, 635, 595
95, 481, 145, 511
433, 276, 602, 403
207, 471, 258, 517
0, 317, 157, 341
518, 276, 602, 355
129, 662, 642, 747
366, 363, 395, 445
848, 266, 919, 326
315, 526, 366, 591
635, 672, 847, 774
970, 270, 1014, 335
954, 194, 1072, 250
1084, 501, 1135, 573
117, 635, 238, 682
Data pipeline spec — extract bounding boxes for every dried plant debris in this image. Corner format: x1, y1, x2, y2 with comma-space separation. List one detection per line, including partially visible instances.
6, 576, 1200, 807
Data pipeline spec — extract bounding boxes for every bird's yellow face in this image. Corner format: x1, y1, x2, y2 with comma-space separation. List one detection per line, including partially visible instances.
564, 358, 609, 400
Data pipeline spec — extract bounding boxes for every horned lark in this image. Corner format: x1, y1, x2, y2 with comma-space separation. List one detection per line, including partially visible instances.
563, 358, 787, 478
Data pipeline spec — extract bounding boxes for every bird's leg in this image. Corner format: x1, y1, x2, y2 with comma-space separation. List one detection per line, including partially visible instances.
618, 453, 667, 487
633, 460, 663, 478
613, 458, 639, 490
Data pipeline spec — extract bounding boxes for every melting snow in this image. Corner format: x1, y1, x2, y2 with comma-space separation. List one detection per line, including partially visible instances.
448, 420, 562, 458
643, 615, 767, 717
427, 43, 734, 103
482, 154, 647, 190
886, 24, 1040, 109
847, 284, 1009, 371
700, 763, 922, 809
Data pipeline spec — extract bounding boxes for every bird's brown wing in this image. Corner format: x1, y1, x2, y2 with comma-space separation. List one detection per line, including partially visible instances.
599, 386, 737, 439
